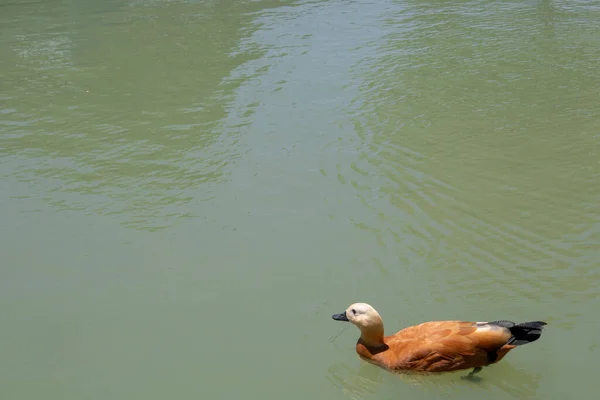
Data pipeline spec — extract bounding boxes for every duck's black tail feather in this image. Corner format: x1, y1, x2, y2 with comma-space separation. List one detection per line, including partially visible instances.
489, 320, 547, 346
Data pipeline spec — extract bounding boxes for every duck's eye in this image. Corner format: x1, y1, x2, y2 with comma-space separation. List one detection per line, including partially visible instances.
351, 309, 357, 315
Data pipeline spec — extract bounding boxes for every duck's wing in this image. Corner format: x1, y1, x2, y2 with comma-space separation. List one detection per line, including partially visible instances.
386, 321, 513, 372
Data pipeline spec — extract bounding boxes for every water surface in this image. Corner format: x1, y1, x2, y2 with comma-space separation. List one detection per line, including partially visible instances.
1, 0, 599, 399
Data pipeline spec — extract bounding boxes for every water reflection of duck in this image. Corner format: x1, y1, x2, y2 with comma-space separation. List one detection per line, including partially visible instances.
332, 302, 546, 378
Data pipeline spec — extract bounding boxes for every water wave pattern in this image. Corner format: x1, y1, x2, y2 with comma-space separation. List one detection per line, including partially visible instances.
1, 1, 288, 230
331, 0, 600, 313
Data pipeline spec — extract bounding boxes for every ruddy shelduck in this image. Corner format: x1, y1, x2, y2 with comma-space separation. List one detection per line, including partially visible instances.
332, 302, 546, 377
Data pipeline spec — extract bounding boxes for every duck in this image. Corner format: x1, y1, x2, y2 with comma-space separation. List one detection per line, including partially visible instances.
331, 302, 546, 377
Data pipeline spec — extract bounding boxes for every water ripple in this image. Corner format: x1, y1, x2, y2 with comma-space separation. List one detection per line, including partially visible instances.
0, 0, 288, 230
328, 0, 600, 318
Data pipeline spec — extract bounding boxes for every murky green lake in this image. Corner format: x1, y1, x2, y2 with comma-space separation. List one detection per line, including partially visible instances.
2, 0, 599, 399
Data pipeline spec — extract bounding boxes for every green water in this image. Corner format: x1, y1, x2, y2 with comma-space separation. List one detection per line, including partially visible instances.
1, 0, 599, 398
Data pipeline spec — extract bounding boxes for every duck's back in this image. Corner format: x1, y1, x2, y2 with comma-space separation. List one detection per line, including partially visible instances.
357, 320, 514, 372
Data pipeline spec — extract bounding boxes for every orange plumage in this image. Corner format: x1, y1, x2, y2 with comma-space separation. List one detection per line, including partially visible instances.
332, 303, 546, 376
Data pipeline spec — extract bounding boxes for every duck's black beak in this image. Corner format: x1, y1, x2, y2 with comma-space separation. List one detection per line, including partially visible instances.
332, 311, 349, 322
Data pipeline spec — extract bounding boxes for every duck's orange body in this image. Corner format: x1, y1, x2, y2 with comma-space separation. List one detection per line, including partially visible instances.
355, 320, 516, 372
332, 303, 546, 376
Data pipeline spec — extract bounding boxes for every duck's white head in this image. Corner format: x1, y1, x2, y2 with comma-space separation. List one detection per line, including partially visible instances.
332, 302, 384, 332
